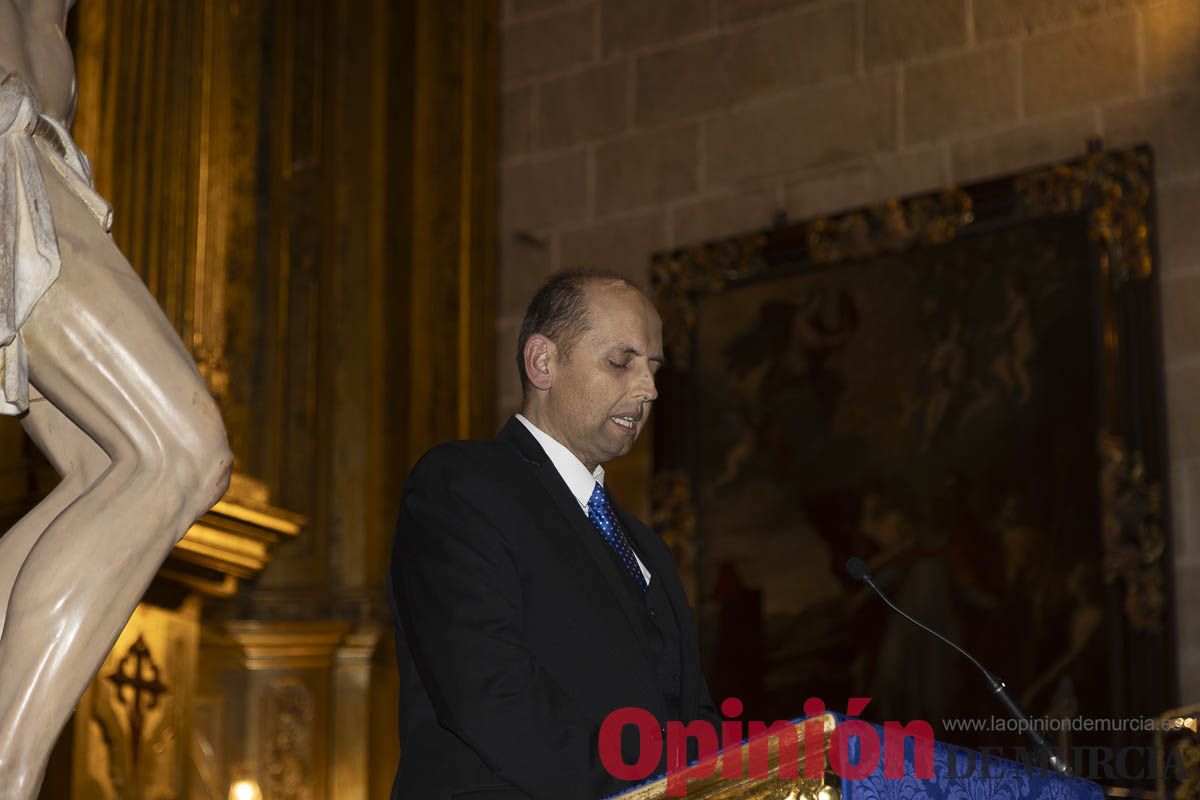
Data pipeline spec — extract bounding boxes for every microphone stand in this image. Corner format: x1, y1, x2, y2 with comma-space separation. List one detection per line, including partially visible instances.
846, 556, 1072, 776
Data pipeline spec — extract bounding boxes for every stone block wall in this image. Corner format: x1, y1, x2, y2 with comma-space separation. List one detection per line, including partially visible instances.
496, 0, 1200, 702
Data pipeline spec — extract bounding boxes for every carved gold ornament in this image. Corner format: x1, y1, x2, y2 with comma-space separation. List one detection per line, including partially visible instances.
1099, 432, 1166, 633
1015, 149, 1153, 287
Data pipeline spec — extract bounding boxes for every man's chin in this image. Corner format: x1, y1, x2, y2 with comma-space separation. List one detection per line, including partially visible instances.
597, 433, 637, 462
612, 434, 639, 457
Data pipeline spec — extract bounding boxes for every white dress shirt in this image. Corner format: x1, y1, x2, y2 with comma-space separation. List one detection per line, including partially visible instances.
516, 414, 652, 585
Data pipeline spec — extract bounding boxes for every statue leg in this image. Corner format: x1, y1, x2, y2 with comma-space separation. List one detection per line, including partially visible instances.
0, 150, 232, 798
0, 391, 109, 641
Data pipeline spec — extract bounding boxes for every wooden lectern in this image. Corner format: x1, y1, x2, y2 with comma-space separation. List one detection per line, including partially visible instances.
611, 714, 840, 800
609, 713, 1106, 800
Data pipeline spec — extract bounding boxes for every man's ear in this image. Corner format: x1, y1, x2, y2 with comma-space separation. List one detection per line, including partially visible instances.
523, 335, 553, 391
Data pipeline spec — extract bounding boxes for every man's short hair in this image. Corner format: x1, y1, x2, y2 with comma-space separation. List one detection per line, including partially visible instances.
516, 268, 641, 394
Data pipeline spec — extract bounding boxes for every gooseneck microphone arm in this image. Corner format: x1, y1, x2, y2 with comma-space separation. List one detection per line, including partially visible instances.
845, 557, 1072, 776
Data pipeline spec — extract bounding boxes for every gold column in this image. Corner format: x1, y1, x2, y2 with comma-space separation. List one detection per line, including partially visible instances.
406, 0, 500, 460
331, 629, 382, 799
197, 622, 354, 796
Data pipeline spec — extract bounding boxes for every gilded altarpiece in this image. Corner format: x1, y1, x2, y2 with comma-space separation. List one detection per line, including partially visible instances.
3, 0, 500, 798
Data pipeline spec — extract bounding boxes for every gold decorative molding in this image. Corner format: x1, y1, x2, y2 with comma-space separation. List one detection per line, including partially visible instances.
263, 677, 316, 800
213, 621, 353, 671
1099, 432, 1166, 633
1015, 149, 1154, 287
806, 189, 973, 264
1155, 703, 1200, 800
651, 189, 973, 367
161, 473, 305, 598
617, 713, 838, 800
196, 620, 376, 800
651, 235, 768, 365
1016, 151, 1165, 633
652, 470, 698, 601
71, 601, 202, 800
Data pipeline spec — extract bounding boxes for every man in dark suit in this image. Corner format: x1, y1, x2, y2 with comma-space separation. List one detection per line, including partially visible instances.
389, 270, 720, 799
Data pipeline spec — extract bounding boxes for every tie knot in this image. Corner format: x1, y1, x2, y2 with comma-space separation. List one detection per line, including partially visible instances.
587, 482, 610, 514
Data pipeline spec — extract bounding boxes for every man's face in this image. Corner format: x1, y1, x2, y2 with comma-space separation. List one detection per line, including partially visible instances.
542, 282, 664, 471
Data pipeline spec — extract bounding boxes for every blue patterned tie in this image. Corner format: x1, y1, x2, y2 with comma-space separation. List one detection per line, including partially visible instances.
587, 483, 648, 592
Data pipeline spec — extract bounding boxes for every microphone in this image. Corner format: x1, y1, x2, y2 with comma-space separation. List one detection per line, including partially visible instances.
845, 556, 1072, 776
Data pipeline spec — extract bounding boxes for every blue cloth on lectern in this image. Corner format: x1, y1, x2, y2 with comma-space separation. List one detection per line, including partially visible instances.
837, 717, 1104, 800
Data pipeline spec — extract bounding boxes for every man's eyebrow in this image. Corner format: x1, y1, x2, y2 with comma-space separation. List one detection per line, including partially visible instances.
614, 344, 667, 367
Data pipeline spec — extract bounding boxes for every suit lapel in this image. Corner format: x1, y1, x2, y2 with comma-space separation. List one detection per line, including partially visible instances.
498, 419, 656, 665
531, 468, 651, 632
616, 503, 702, 720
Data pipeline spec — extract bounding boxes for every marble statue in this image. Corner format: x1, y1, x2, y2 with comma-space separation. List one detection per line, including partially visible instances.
0, 1, 232, 795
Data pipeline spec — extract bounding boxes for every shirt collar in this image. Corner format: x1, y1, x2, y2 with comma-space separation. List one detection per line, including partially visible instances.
516, 414, 604, 510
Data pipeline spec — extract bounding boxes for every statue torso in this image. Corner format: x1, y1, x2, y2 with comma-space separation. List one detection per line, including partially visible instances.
0, 0, 76, 124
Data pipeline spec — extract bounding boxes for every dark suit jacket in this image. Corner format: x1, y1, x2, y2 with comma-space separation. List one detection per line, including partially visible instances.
388, 417, 718, 800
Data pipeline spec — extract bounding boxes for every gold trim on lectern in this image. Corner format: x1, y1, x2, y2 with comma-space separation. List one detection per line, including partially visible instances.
618, 713, 840, 800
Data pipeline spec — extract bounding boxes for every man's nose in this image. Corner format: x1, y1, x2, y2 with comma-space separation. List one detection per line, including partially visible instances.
637, 365, 659, 402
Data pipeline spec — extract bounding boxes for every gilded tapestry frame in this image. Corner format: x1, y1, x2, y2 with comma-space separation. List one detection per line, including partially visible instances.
650, 146, 1175, 748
